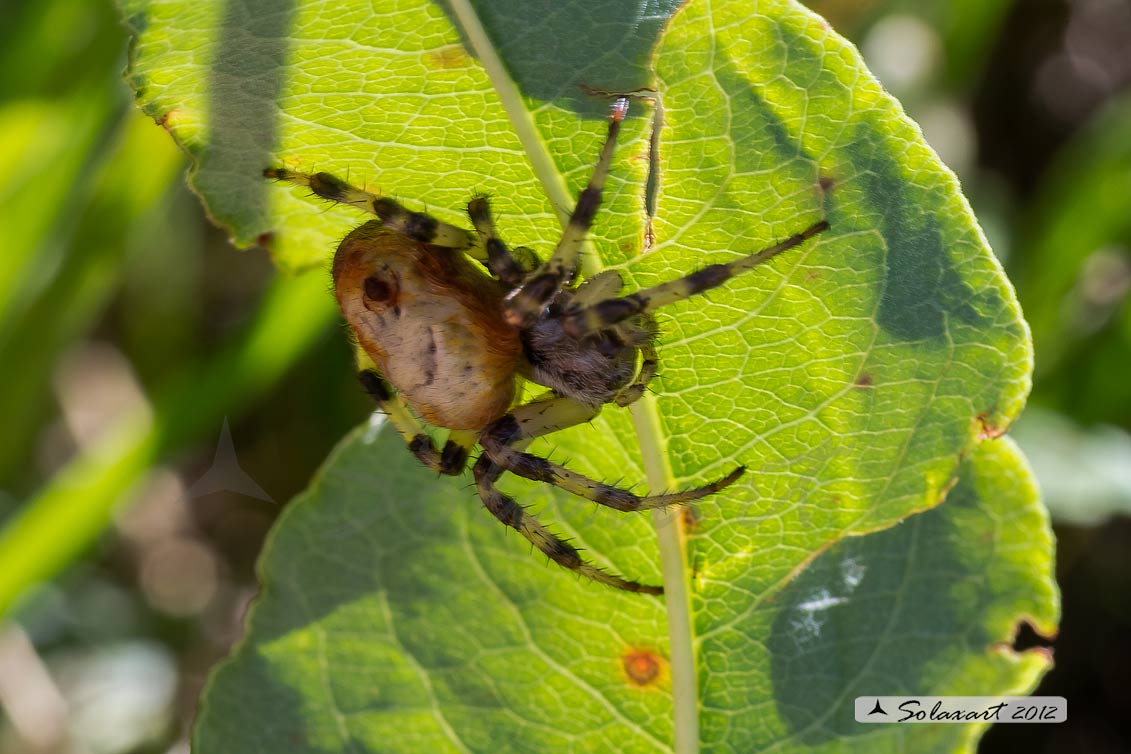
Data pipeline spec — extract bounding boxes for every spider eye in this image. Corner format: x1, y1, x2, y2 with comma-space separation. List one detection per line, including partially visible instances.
364, 276, 393, 303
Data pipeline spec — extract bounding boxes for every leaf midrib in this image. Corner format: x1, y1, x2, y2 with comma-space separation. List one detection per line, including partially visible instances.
444, 2, 695, 753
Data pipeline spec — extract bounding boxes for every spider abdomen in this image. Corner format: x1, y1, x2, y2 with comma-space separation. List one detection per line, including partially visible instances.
333, 221, 522, 430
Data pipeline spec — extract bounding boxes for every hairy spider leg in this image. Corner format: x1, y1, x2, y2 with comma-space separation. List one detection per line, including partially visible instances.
569, 269, 624, 308
470, 394, 654, 592
561, 219, 830, 337
613, 339, 659, 407
503, 97, 629, 327
467, 196, 535, 287
442, 430, 479, 474
263, 167, 484, 261
358, 368, 471, 475
480, 396, 746, 513
473, 456, 663, 593
469, 396, 658, 594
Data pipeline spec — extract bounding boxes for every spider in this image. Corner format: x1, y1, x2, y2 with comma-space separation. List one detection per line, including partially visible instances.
265, 98, 828, 594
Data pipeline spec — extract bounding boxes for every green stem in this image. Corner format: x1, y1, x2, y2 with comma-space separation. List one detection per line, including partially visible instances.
632, 396, 698, 754
445, 0, 597, 276
447, 5, 697, 749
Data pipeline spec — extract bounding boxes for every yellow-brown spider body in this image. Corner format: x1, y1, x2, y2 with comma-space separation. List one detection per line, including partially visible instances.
266, 98, 827, 593
333, 221, 520, 430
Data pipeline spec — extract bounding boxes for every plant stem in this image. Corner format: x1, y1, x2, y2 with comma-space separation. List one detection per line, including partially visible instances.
446, 0, 599, 275
449, 4, 697, 749
632, 397, 698, 754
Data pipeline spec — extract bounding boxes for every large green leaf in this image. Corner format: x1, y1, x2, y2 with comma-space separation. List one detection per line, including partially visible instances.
194, 425, 1054, 754
122, 0, 1056, 751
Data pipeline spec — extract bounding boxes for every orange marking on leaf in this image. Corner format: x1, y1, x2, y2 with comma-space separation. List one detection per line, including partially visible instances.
680, 505, 700, 532
975, 411, 1006, 439
156, 109, 183, 131
622, 648, 662, 687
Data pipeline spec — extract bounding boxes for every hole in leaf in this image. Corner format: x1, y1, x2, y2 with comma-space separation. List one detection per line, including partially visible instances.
1011, 619, 1055, 653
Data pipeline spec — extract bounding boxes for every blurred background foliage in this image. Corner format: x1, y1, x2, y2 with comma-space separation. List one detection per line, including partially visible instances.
0, 0, 1127, 752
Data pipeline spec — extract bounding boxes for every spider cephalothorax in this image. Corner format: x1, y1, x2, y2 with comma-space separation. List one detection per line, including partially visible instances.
266, 98, 827, 594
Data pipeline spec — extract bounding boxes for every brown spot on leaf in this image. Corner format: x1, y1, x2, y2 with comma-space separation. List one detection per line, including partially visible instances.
156, 109, 183, 133
680, 505, 700, 532
818, 173, 835, 193
854, 372, 874, 388
976, 411, 1006, 439
617, 238, 639, 256
622, 648, 662, 686
256, 232, 275, 250
425, 45, 471, 69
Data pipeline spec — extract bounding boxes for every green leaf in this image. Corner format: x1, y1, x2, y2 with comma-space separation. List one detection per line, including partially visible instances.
122, 0, 1055, 751
120, 0, 669, 272
194, 425, 1055, 754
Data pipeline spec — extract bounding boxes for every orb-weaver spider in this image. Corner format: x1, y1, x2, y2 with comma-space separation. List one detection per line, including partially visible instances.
266, 98, 827, 594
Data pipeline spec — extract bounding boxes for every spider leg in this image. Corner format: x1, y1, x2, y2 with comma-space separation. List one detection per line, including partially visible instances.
613, 340, 658, 407
264, 167, 484, 260
481, 395, 746, 512
570, 270, 624, 308
561, 219, 830, 337
441, 430, 478, 475
502, 98, 629, 327
359, 370, 469, 475
466, 196, 537, 287
472, 456, 662, 594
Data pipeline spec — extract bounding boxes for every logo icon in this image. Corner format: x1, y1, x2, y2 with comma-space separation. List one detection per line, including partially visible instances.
186, 418, 274, 503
